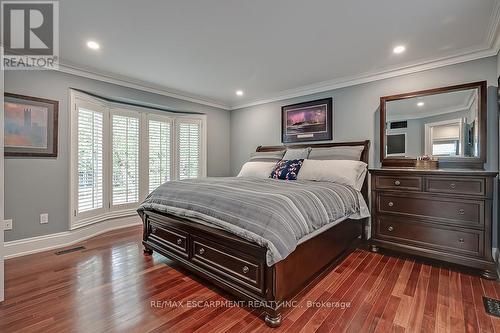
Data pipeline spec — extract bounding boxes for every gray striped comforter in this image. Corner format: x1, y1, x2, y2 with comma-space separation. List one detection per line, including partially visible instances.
138, 177, 366, 266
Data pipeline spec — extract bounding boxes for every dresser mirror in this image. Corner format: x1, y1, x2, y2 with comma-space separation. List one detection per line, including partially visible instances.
380, 81, 486, 168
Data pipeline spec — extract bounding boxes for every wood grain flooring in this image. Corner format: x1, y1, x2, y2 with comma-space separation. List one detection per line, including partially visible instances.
0, 225, 499, 332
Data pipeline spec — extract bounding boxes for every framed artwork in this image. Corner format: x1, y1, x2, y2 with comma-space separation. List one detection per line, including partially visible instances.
4, 93, 58, 157
281, 98, 332, 143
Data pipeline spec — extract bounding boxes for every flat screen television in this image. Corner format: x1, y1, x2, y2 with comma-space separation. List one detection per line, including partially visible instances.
386, 133, 406, 156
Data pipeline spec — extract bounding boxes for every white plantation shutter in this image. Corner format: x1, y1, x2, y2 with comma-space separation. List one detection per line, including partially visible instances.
77, 108, 104, 213
71, 91, 206, 229
178, 121, 201, 180
148, 119, 172, 192
112, 113, 140, 206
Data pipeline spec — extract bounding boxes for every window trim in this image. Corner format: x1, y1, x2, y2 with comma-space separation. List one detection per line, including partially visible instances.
70, 93, 110, 229
69, 90, 207, 230
424, 118, 463, 157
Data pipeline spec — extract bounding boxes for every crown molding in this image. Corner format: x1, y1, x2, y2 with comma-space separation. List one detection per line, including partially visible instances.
6, 3, 497, 112
230, 3, 500, 110
230, 45, 497, 110
57, 40, 498, 112
56, 62, 231, 110
486, 0, 500, 52
389, 90, 476, 121
389, 105, 473, 122
4, 44, 232, 110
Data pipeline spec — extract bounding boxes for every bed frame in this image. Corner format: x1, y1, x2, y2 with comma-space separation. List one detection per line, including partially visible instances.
141, 140, 370, 327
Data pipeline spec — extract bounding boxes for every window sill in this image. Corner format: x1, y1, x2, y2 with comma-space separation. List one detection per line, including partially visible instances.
71, 208, 138, 230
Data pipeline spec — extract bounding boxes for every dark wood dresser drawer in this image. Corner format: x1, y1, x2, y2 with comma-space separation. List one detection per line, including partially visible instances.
425, 177, 485, 196
376, 215, 482, 257
148, 221, 189, 257
191, 236, 264, 294
369, 168, 498, 279
374, 175, 422, 191
377, 193, 483, 228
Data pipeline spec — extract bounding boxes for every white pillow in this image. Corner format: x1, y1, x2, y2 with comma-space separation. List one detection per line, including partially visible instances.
297, 159, 368, 191
237, 161, 277, 178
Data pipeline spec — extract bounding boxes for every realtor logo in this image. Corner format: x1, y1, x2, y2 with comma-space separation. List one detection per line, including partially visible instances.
1, 1, 59, 69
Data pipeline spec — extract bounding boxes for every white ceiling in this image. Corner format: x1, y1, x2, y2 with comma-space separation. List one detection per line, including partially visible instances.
387, 89, 476, 120
58, 0, 500, 109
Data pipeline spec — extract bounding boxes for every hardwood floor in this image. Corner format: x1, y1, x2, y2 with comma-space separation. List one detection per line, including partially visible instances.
1, 226, 499, 333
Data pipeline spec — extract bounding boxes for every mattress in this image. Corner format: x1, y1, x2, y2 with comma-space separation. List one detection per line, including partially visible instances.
138, 177, 369, 265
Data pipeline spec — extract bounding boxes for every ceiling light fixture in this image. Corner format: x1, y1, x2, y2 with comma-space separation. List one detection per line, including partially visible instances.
236, 90, 244, 96
417, 101, 425, 107
393, 45, 406, 54
87, 40, 100, 50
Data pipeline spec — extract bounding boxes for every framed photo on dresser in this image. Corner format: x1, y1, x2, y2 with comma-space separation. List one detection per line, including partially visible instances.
281, 97, 332, 143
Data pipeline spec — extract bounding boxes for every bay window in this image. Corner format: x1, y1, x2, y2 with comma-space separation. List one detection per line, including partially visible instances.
70, 91, 206, 229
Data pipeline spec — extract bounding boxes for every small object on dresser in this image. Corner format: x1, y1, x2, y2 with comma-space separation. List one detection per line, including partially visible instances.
416, 155, 438, 170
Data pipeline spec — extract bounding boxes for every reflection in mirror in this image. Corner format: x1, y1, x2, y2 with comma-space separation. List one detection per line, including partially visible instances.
385, 88, 479, 159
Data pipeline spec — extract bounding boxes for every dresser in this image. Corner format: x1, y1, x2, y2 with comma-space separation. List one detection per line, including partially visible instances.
369, 168, 498, 279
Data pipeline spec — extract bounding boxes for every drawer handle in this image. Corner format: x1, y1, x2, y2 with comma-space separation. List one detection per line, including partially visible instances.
242, 266, 249, 274
176, 238, 182, 245
388, 202, 394, 207
387, 225, 394, 232
199, 248, 205, 255
151, 227, 157, 234
458, 238, 464, 243
394, 180, 401, 186
458, 209, 465, 215
450, 183, 456, 189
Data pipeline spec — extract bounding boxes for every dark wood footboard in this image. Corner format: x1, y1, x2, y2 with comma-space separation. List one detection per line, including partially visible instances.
142, 210, 365, 327
141, 140, 370, 327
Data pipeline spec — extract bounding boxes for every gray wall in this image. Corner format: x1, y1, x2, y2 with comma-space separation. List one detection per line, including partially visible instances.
230, 56, 499, 247
406, 119, 423, 157
4, 70, 231, 241
0, 49, 5, 301
4, 56, 499, 243
230, 56, 499, 174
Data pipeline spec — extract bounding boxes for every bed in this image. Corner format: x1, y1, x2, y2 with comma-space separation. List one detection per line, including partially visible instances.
139, 140, 370, 327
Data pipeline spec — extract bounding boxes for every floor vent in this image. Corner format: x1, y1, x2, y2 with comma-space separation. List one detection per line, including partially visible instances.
55, 246, 86, 255
483, 297, 500, 317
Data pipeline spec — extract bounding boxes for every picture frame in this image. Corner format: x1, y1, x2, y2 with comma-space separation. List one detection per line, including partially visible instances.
4, 93, 59, 157
281, 97, 332, 143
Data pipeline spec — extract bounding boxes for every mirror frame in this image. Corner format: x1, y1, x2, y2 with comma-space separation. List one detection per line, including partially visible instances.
380, 81, 487, 169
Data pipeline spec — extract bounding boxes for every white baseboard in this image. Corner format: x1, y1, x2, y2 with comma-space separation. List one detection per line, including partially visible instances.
4, 216, 142, 259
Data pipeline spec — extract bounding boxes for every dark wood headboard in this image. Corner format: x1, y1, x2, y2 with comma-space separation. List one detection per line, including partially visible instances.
256, 140, 371, 202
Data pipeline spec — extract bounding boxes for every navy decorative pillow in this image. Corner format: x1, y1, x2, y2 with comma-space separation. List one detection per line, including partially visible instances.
270, 159, 304, 180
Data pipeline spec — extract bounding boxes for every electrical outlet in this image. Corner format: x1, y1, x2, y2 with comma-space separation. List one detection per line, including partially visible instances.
40, 213, 49, 224
4, 219, 12, 231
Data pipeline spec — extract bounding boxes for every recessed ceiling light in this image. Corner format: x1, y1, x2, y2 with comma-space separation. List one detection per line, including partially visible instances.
236, 90, 244, 96
87, 40, 100, 50
393, 45, 406, 54
417, 101, 425, 107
